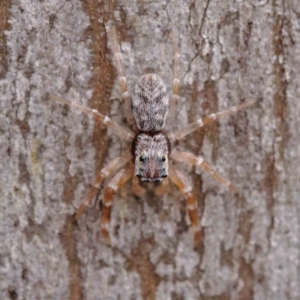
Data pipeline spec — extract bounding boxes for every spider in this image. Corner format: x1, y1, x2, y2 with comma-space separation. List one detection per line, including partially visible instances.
50, 25, 256, 246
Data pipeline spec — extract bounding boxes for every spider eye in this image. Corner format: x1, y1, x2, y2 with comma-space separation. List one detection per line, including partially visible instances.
139, 156, 145, 162
162, 174, 167, 178
161, 156, 166, 162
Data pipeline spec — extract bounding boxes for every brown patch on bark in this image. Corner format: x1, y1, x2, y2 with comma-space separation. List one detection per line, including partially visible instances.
62, 172, 78, 206
272, 6, 288, 160
0, 0, 11, 78
202, 295, 230, 300
59, 215, 83, 300
15, 117, 30, 139
220, 247, 233, 268
203, 79, 219, 162
237, 258, 254, 300
237, 200, 252, 245
264, 153, 276, 234
129, 238, 159, 300
81, 0, 116, 173
59, 89, 86, 300
186, 74, 206, 254
235, 194, 254, 298
18, 153, 31, 186
60, 156, 83, 300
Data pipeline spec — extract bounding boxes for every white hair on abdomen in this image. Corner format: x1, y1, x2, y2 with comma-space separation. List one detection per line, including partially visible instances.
132, 74, 169, 132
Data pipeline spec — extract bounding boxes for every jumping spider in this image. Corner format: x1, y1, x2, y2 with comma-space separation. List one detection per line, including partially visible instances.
50, 25, 256, 245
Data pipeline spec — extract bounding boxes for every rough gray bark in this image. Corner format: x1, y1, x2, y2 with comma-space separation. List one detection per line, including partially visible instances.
1, 0, 299, 299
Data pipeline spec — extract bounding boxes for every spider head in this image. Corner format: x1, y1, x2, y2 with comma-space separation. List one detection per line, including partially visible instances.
132, 132, 170, 182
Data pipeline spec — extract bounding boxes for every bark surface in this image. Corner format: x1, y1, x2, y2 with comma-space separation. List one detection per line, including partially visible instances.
1, 0, 299, 299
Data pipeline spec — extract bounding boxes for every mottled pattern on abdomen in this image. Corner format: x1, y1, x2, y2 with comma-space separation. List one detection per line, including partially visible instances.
132, 74, 169, 132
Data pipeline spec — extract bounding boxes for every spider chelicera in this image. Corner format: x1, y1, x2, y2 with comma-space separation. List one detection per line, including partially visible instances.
50, 25, 256, 245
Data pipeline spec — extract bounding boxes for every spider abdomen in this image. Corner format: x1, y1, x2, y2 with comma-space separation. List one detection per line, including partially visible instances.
132, 74, 169, 132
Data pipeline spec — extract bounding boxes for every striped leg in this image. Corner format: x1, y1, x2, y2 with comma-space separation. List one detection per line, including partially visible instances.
168, 166, 201, 245
168, 99, 256, 142
100, 165, 134, 245
167, 31, 180, 129
110, 25, 136, 129
49, 94, 134, 141
76, 153, 132, 220
171, 151, 237, 192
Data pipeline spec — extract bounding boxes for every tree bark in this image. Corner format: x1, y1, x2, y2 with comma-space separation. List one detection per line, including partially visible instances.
1, 0, 299, 299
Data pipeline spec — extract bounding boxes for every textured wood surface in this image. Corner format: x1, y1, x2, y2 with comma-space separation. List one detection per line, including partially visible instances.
1, 0, 299, 299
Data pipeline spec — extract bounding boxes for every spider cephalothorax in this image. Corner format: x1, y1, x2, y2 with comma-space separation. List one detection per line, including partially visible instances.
51, 25, 256, 246
132, 132, 170, 182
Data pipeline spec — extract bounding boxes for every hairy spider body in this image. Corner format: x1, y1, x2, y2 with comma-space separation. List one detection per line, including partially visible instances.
132, 74, 169, 132
131, 73, 171, 182
132, 132, 170, 182
50, 25, 256, 246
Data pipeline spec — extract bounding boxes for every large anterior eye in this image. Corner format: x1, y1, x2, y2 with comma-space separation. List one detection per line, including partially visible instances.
139, 156, 145, 162
161, 156, 166, 162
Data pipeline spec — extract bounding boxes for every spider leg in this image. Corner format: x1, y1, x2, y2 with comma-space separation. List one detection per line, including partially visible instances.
49, 94, 134, 141
110, 25, 136, 130
100, 165, 134, 245
76, 153, 132, 220
168, 99, 256, 142
171, 151, 237, 192
168, 165, 201, 244
132, 175, 145, 197
167, 30, 180, 129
